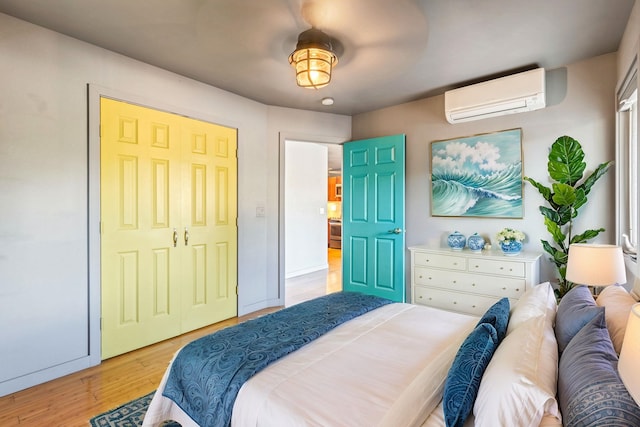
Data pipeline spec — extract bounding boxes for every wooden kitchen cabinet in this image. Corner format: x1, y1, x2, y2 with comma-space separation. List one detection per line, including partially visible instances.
328, 176, 342, 201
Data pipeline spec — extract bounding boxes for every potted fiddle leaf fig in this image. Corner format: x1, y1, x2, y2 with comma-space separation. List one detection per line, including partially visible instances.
523, 135, 612, 300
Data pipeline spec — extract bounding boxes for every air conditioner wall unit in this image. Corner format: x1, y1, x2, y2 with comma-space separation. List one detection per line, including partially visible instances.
444, 68, 546, 124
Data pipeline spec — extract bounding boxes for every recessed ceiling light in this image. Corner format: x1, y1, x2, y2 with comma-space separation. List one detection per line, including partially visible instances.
321, 97, 334, 106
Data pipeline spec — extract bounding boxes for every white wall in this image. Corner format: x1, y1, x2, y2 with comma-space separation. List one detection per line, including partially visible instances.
284, 141, 329, 277
352, 54, 618, 289
0, 12, 351, 396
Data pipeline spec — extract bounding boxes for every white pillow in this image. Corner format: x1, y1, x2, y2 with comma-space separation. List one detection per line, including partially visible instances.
473, 312, 561, 427
596, 284, 637, 353
507, 281, 557, 334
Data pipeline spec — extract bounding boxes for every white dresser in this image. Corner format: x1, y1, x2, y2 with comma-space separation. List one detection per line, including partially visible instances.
409, 245, 541, 316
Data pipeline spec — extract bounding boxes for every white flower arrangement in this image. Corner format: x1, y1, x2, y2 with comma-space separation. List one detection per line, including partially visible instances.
496, 228, 526, 242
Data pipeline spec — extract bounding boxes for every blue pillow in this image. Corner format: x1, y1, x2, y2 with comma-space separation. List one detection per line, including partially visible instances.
555, 285, 603, 353
443, 323, 499, 427
558, 311, 640, 426
476, 297, 510, 341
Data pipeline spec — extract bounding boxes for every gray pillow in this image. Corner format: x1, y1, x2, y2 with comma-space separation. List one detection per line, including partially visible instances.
555, 285, 603, 353
558, 311, 640, 426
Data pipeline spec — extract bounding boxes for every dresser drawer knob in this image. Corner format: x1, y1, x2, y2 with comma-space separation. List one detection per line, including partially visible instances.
502, 286, 507, 290
500, 267, 504, 270
428, 297, 432, 301
472, 283, 476, 287
453, 301, 457, 304
516, 288, 520, 292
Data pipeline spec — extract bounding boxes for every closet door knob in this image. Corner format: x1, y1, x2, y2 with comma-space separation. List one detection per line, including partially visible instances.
184, 227, 190, 246
173, 228, 178, 247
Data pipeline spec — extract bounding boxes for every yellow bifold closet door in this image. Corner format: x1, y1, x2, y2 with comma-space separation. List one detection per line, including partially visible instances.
100, 98, 237, 359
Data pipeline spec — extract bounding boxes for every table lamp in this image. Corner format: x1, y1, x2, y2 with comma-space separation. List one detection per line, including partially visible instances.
565, 244, 627, 296
619, 303, 640, 405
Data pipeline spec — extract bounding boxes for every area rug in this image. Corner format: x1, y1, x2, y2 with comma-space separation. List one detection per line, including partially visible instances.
89, 391, 181, 427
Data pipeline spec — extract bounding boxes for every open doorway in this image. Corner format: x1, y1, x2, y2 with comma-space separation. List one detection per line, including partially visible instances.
283, 139, 343, 306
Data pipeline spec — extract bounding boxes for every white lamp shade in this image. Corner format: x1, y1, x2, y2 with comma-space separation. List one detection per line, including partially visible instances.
619, 303, 640, 406
565, 244, 626, 286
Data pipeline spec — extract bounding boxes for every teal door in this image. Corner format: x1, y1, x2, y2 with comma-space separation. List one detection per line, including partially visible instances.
342, 135, 406, 302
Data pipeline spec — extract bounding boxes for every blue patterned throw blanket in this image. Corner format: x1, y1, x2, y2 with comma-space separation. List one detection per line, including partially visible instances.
162, 291, 392, 427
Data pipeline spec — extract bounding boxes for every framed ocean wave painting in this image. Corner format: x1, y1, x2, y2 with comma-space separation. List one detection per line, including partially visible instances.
430, 128, 523, 218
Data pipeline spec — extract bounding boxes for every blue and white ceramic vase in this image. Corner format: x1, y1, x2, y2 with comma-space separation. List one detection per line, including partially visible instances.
467, 233, 485, 253
447, 231, 466, 251
500, 239, 522, 256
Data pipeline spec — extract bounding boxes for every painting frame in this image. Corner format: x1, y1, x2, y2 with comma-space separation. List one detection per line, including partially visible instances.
430, 128, 523, 218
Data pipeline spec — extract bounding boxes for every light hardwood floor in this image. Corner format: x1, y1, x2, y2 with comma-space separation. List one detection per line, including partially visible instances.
0, 249, 341, 426
285, 248, 342, 306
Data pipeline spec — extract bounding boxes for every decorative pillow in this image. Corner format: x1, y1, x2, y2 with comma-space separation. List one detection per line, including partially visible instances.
474, 309, 561, 426
596, 284, 637, 353
558, 311, 640, 426
507, 282, 557, 334
476, 297, 510, 341
555, 285, 603, 353
443, 323, 500, 427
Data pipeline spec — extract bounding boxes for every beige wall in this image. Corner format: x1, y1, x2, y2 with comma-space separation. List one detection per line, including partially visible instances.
352, 54, 618, 286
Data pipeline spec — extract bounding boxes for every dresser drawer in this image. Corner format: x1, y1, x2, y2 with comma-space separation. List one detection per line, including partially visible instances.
468, 258, 525, 278
413, 252, 466, 271
466, 275, 526, 299
414, 267, 525, 298
413, 286, 498, 316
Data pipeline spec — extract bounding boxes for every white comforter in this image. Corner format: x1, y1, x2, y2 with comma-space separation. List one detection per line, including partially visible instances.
143, 303, 477, 427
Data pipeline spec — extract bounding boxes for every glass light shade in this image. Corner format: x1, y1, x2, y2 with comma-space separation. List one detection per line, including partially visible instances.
289, 28, 338, 90
565, 244, 626, 286
619, 303, 640, 405
290, 47, 336, 89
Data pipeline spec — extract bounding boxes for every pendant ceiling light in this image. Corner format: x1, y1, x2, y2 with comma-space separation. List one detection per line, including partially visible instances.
289, 28, 338, 89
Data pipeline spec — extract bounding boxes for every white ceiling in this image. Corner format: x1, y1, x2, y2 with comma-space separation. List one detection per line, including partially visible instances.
0, 0, 634, 117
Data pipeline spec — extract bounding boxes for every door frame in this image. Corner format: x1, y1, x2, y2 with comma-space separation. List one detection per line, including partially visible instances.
87, 84, 240, 362
277, 132, 348, 303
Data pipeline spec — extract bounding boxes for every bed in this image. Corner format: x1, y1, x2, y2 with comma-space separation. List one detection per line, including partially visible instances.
142, 280, 640, 427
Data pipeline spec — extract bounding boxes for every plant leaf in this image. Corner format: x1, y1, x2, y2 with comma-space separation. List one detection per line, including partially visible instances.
547, 136, 586, 185
558, 265, 567, 280
541, 240, 559, 264
551, 183, 576, 206
570, 228, 605, 244
539, 206, 560, 224
541, 240, 567, 267
556, 205, 573, 226
523, 176, 552, 201
572, 187, 587, 213
544, 217, 566, 247
577, 161, 613, 195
